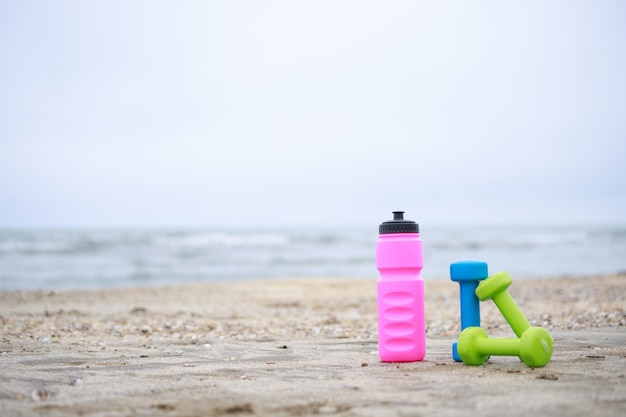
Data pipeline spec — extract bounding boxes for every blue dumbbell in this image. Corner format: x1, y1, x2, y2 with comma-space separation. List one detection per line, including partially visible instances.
450, 260, 488, 362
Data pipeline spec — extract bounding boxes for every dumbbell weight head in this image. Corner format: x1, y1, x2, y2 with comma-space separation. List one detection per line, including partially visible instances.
519, 326, 554, 368
457, 327, 490, 365
475, 271, 512, 301
451, 260, 488, 328
475, 271, 531, 337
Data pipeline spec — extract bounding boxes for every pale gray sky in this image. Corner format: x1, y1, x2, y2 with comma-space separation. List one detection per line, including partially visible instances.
1, 1, 625, 227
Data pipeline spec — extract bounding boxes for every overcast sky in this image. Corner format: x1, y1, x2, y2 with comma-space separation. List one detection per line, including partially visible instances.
1, 1, 625, 227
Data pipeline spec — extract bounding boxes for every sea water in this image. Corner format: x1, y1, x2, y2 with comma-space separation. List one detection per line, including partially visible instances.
0, 224, 624, 290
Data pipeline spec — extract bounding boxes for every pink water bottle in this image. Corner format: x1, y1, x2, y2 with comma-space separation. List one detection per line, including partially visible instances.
376, 211, 425, 362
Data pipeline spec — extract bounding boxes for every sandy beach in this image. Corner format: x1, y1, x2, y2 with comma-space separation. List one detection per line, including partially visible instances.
1, 274, 625, 416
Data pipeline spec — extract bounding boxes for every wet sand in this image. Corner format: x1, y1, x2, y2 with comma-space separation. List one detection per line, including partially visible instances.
1, 275, 625, 416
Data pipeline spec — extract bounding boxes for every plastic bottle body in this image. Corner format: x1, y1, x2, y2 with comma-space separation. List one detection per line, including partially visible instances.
376, 232, 425, 362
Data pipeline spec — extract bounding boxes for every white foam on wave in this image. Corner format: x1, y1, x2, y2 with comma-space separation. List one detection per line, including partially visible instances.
152, 232, 290, 248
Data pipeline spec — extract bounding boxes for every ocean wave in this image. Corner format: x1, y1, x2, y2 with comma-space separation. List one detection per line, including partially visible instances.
1, 224, 625, 290
151, 232, 290, 248
427, 230, 590, 251
0, 239, 72, 254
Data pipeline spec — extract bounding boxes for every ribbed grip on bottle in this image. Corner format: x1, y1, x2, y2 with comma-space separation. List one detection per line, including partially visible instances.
377, 280, 425, 362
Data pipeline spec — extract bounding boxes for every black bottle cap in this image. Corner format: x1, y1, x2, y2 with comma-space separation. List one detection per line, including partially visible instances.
379, 211, 419, 234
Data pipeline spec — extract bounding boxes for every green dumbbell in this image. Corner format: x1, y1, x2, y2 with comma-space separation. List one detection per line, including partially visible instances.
457, 326, 554, 368
475, 271, 531, 337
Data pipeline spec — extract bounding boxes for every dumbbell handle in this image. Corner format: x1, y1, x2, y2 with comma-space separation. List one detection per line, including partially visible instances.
452, 282, 482, 362
491, 291, 531, 337
459, 282, 481, 329
475, 337, 520, 356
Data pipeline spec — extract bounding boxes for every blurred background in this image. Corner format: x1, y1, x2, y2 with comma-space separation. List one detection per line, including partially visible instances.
1, 1, 625, 289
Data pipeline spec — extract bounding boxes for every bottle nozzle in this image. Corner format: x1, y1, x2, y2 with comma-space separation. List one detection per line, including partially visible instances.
393, 211, 405, 220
